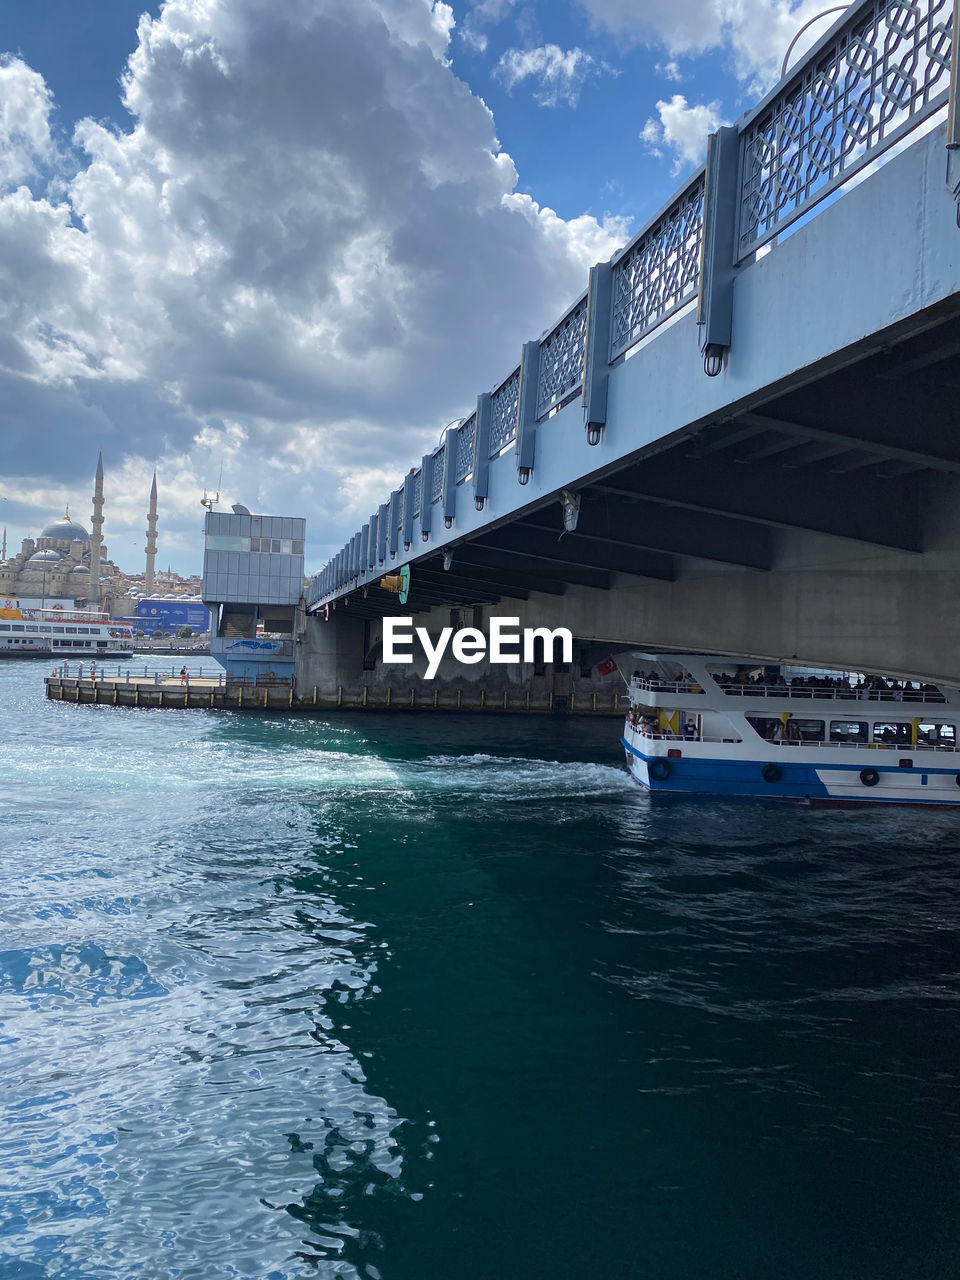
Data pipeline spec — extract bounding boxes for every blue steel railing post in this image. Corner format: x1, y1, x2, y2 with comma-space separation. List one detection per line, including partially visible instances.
472, 393, 492, 510
420, 453, 435, 539
389, 489, 401, 557
949, 0, 960, 206
402, 479, 415, 550
442, 436, 458, 527
515, 341, 540, 484
377, 503, 388, 563
697, 125, 741, 376
368, 513, 378, 569
360, 523, 370, 578
581, 260, 612, 446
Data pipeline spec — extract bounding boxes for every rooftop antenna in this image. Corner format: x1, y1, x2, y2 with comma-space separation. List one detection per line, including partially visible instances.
200, 460, 224, 512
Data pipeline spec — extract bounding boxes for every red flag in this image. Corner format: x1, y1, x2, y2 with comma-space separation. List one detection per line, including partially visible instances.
595, 656, 617, 676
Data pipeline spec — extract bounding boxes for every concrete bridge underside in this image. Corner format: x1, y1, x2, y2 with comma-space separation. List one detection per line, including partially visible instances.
301, 126, 960, 691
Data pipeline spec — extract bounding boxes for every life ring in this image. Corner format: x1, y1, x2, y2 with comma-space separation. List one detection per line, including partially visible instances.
648, 758, 671, 781
954, 773, 960, 788
761, 763, 782, 784
859, 768, 880, 787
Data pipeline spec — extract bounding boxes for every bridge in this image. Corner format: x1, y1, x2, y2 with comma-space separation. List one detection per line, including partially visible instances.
299, 0, 960, 699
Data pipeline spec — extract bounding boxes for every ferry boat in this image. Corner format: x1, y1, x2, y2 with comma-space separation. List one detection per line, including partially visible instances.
0, 605, 135, 659
621, 654, 960, 806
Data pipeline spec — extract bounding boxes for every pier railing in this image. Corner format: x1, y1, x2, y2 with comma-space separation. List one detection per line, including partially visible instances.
308, 0, 956, 609
45, 675, 624, 715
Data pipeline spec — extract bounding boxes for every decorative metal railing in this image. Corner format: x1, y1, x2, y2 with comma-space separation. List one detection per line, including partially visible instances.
489, 367, 521, 454
456, 415, 477, 481
431, 447, 445, 502
609, 174, 706, 362
536, 294, 588, 420
311, 0, 956, 604
739, 0, 953, 255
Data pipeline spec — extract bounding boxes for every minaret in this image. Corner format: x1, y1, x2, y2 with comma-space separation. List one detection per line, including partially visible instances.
145, 472, 158, 595
1, 528, 6, 560
88, 452, 104, 609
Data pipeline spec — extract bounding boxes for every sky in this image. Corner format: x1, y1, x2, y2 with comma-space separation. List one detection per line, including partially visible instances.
0, 0, 843, 576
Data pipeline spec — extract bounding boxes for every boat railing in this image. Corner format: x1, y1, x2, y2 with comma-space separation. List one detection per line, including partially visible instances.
629, 727, 958, 752
720, 685, 947, 704
629, 678, 704, 696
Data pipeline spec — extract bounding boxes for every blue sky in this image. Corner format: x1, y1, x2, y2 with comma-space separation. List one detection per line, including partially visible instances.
0, 0, 835, 575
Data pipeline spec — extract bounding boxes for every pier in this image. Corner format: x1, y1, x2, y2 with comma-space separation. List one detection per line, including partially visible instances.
43, 669, 623, 715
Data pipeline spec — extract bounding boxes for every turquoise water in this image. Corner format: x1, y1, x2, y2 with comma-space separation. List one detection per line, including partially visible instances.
2, 658, 960, 1279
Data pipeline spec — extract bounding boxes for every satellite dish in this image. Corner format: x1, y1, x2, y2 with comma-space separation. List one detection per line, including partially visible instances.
232, 503, 251, 515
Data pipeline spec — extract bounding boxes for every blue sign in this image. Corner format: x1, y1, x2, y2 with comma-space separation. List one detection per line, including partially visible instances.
128, 601, 211, 632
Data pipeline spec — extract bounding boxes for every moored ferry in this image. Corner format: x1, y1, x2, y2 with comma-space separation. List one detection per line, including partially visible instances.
0, 605, 134, 659
622, 654, 960, 806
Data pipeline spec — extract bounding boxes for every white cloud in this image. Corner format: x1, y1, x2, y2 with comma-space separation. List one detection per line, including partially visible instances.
0, 0, 627, 572
0, 55, 55, 188
640, 94, 725, 173
495, 44, 599, 107
575, 0, 844, 87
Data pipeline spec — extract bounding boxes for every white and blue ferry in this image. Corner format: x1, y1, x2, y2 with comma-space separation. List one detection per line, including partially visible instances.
621, 654, 960, 806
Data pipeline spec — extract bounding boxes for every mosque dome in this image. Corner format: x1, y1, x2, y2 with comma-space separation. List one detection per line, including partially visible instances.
68, 564, 88, 574
39, 510, 89, 542
28, 550, 64, 564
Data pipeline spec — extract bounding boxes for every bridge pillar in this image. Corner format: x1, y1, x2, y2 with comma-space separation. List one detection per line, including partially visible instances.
295, 611, 366, 698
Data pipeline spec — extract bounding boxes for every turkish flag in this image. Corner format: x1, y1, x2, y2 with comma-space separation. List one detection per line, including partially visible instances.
595, 656, 618, 676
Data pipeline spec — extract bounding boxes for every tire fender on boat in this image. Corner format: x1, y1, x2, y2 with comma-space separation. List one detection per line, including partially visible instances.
859, 768, 880, 787
761, 763, 782, 784
648, 759, 671, 782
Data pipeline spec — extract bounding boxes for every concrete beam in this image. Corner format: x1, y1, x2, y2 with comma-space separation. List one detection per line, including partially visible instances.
605, 454, 922, 551
521, 496, 772, 569
453, 544, 611, 591
476, 525, 677, 580
738, 410, 960, 475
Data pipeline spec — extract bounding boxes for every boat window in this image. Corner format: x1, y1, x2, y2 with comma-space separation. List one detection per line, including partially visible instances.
65, 627, 76, 634
11, 624, 24, 632
51, 627, 63, 633
917, 722, 956, 747
0, 624, 8, 631
872, 722, 912, 746
787, 718, 824, 742
746, 716, 781, 741
830, 720, 868, 743
77, 628, 89, 634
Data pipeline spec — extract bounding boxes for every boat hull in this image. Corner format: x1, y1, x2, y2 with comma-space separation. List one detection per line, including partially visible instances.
622, 738, 960, 806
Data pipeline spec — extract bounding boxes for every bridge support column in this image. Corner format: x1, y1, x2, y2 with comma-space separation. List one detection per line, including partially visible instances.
295, 611, 366, 699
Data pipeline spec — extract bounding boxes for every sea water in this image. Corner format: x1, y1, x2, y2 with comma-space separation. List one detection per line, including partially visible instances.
2, 658, 960, 1279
